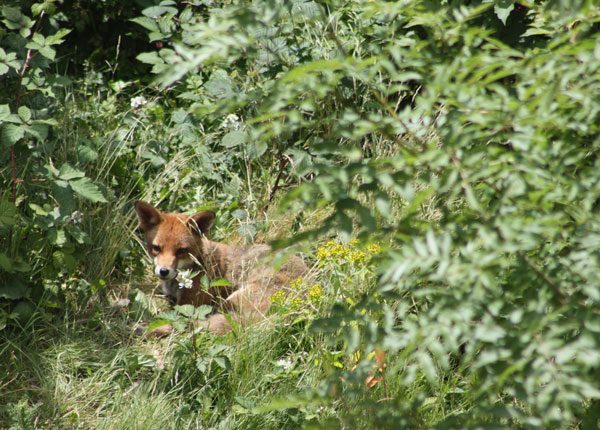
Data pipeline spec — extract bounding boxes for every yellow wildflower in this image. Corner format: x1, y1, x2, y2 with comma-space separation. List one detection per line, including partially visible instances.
270, 290, 286, 306
290, 277, 304, 291
308, 283, 324, 304
289, 296, 303, 311
367, 243, 382, 255
349, 250, 367, 264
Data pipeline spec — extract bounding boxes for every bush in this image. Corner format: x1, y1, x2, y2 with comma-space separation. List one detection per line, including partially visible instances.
133, 0, 600, 426
1, 0, 599, 428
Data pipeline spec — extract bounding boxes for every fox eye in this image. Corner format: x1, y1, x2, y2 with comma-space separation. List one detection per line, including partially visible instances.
176, 247, 190, 256
151, 244, 161, 253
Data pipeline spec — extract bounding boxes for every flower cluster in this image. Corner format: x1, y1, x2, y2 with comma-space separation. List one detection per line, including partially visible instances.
307, 283, 324, 304
177, 269, 195, 289
220, 113, 241, 130
130, 95, 147, 109
315, 239, 382, 265
270, 277, 324, 312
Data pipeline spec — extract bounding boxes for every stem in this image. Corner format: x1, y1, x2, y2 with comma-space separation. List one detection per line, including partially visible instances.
263, 154, 291, 212
10, 11, 44, 203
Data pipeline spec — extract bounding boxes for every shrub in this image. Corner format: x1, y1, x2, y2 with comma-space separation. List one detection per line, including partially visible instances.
133, 0, 600, 427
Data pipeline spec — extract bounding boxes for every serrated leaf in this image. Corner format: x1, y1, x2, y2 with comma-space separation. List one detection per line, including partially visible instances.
18, 106, 31, 123
59, 164, 85, 180
38, 45, 56, 60
26, 122, 49, 141
78, 145, 98, 162
52, 250, 77, 271
494, 0, 514, 25
0, 104, 10, 120
70, 177, 107, 203
204, 73, 233, 99
136, 51, 165, 65
0, 63, 8, 75
0, 253, 12, 272
0, 283, 26, 299
174, 304, 196, 318
49, 228, 67, 246
0, 198, 18, 227
142, 5, 177, 19
213, 356, 231, 370
51, 181, 77, 214
1, 124, 24, 146
2, 6, 22, 22
194, 305, 213, 319
32, 33, 45, 45
130, 16, 160, 32
46, 28, 71, 45
221, 130, 248, 148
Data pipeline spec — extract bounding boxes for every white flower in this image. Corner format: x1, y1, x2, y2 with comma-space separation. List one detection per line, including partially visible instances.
220, 113, 241, 130
68, 210, 83, 224
276, 357, 293, 370
130, 96, 148, 109
177, 269, 195, 289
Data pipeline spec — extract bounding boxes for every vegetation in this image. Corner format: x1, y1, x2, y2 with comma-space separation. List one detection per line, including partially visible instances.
1, 0, 599, 428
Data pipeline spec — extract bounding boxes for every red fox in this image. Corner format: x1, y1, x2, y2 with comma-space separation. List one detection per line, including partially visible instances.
134, 200, 308, 335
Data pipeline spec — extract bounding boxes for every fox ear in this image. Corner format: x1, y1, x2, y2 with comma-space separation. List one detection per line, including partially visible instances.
134, 200, 162, 231
188, 211, 215, 236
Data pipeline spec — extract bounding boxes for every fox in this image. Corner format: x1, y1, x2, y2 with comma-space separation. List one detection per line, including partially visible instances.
134, 200, 308, 336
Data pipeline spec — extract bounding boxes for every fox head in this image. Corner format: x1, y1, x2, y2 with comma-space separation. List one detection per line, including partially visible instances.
134, 200, 215, 281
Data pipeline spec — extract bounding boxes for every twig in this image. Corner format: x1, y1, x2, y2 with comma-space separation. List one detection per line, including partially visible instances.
263, 154, 291, 211
10, 11, 45, 203
520, 253, 567, 305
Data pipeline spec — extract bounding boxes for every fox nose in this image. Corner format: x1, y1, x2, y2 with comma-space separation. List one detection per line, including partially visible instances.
154, 265, 177, 279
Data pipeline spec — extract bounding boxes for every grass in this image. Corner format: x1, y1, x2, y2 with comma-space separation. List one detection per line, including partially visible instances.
0, 221, 429, 429
0, 83, 455, 429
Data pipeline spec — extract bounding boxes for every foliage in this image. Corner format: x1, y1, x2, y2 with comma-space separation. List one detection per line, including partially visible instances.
1, 0, 599, 428
133, 0, 600, 427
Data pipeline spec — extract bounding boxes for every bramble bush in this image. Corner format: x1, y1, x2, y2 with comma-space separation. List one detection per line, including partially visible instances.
1, 0, 599, 428
133, 0, 600, 427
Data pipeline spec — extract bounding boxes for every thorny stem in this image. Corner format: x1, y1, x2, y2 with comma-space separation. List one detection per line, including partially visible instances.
10, 11, 45, 203
264, 154, 291, 211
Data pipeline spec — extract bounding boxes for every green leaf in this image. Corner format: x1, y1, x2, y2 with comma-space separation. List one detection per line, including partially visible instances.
70, 178, 107, 203
59, 163, 85, 180
46, 28, 71, 45
147, 318, 172, 333
210, 278, 232, 287
38, 45, 56, 60
136, 51, 165, 65
52, 250, 77, 271
131, 17, 160, 33
0, 198, 18, 227
1, 124, 24, 146
213, 356, 231, 370
18, 106, 31, 123
142, 5, 177, 19
77, 145, 99, 162
494, 0, 514, 25
0, 104, 10, 121
0, 253, 12, 272
174, 304, 196, 318
48, 228, 67, 246
51, 181, 77, 214
0, 283, 26, 299
26, 122, 49, 141
221, 130, 248, 148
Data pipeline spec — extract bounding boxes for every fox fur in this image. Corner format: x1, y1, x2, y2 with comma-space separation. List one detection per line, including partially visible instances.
134, 200, 308, 335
